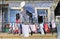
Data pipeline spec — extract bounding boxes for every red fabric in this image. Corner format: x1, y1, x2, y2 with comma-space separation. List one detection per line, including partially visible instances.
14, 30, 19, 33
16, 19, 20, 24
35, 24, 37, 32
47, 28, 50, 33
44, 23, 50, 33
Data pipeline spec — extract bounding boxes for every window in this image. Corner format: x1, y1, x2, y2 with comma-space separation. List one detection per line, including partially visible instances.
35, 7, 50, 23
10, 9, 21, 23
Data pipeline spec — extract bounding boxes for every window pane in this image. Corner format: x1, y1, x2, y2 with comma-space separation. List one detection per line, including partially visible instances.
37, 9, 46, 16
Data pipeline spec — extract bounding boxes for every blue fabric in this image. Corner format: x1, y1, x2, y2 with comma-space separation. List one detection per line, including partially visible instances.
20, 24, 22, 29
21, 10, 29, 23
24, 5, 35, 13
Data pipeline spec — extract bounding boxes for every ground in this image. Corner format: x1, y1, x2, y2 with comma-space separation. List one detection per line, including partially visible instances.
0, 33, 57, 39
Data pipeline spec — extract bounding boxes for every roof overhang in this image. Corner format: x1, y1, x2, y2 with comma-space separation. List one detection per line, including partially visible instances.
0, 4, 9, 7
0, 4, 9, 9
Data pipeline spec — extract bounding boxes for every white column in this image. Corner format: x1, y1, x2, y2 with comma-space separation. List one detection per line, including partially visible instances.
8, 6, 10, 23
48, 7, 50, 22
50, 2, 57, 21
0, 9, 2, 31
35, 8, 38, 23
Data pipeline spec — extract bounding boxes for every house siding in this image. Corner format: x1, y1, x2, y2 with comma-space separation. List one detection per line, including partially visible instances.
0, 1, 59, 32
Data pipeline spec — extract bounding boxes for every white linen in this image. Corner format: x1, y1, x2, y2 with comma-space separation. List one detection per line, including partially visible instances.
22, 24, 29, 37
29, 24, 37, 32
39, 23, 44, 35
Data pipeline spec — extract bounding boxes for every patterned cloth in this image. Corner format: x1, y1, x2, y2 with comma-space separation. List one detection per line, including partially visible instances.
51, 20, 56, 28
20, 10, 29, 24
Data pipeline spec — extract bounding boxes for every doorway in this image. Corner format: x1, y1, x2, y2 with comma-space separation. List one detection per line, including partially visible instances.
38, 16, 43, 23
2, 8, 8, 32
35, 7, 50, 24
37, 9, 47, 23
2, 4, 9, 32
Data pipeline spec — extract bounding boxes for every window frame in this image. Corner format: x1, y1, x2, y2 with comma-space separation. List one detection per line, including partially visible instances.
35, 7, 50, 23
